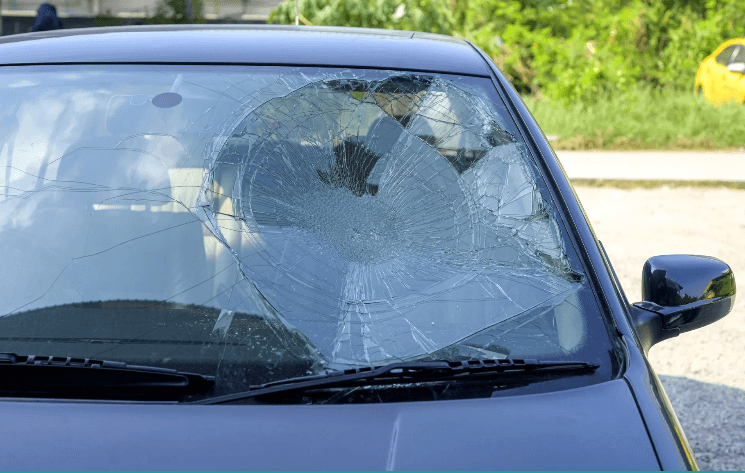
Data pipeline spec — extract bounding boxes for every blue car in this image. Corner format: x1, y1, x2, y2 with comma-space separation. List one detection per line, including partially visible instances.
0, 25, 735, 470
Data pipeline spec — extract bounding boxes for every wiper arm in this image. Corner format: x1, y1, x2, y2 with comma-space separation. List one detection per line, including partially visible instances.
0, 353, 214, 399
195, 358, 599, 405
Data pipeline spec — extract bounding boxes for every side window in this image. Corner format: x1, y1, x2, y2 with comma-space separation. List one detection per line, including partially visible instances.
716, 45, 738, 65
732, 46, 745, 64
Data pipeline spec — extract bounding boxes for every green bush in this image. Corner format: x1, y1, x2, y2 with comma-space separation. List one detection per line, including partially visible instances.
149, 0, 204, 23
269, 0, 745, 103
269, 0, 454, 34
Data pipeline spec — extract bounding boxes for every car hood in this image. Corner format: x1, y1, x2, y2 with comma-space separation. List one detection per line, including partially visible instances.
0, 379, 658, 470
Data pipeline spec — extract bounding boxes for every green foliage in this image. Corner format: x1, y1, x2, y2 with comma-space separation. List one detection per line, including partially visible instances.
93, 14, 126, 27
149, 0, 204, 24
269, 0, 455, 35
461, 0, 745, 101
523, 86, 745, 150
269, 0, 745, 103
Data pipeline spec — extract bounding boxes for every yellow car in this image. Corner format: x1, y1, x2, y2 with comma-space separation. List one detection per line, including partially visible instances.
695, 38, 745, 105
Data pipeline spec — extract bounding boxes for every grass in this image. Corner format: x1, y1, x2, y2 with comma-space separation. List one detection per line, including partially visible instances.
522, 87, 745, 151
570, 179, 745, 189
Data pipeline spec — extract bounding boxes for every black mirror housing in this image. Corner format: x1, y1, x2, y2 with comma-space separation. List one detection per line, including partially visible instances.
631, 255, 736, 352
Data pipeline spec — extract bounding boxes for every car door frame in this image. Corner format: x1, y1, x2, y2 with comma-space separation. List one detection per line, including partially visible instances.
710, 43, 741, 103
721, 45, 745, 101
725, 44, 745, 103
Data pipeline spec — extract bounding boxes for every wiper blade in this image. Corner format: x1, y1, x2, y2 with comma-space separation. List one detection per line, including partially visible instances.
0, 353, 214, 399
195, 358, 599, 405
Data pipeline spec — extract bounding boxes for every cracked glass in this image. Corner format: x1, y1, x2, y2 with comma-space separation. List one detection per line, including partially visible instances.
0, 65, 613, 394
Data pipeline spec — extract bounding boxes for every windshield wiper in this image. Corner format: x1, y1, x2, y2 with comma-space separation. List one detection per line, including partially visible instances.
195, 358, 599, 405
0, 353, 214, 399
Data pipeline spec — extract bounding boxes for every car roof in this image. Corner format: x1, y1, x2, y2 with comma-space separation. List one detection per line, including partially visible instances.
0, 25, 492, 76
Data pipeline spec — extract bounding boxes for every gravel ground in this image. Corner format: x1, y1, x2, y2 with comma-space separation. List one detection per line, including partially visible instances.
660, 376, 745, 471
574, 185, 745, 470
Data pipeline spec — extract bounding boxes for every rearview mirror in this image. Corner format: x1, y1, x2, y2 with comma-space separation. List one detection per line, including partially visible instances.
631, 255, 736, 352
727, 62, 745, 74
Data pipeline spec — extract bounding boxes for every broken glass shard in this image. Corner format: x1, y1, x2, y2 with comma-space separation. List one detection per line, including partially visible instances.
199, 71, 582, 368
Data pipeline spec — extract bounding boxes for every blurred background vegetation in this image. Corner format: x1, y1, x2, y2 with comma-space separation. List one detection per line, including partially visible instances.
269, 0, 745, 150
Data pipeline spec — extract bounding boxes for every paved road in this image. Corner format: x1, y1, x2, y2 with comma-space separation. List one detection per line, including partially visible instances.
557, 150, 745, 181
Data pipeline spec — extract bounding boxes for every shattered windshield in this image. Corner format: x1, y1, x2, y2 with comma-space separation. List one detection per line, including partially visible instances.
0, 65, 615, 395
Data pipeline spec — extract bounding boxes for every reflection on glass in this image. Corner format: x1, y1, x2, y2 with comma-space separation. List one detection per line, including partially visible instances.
0, 66, 601, 393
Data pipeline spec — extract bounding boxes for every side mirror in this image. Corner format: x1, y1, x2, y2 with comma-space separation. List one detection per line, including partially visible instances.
727, 62, 745, 74
631, 255, 736, 352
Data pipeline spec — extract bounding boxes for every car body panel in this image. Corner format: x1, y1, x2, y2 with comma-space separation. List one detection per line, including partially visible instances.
0, 25, 491, 77
0, 380, 658, 470
0, 25, 700, 470
695, 38, 745, 104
